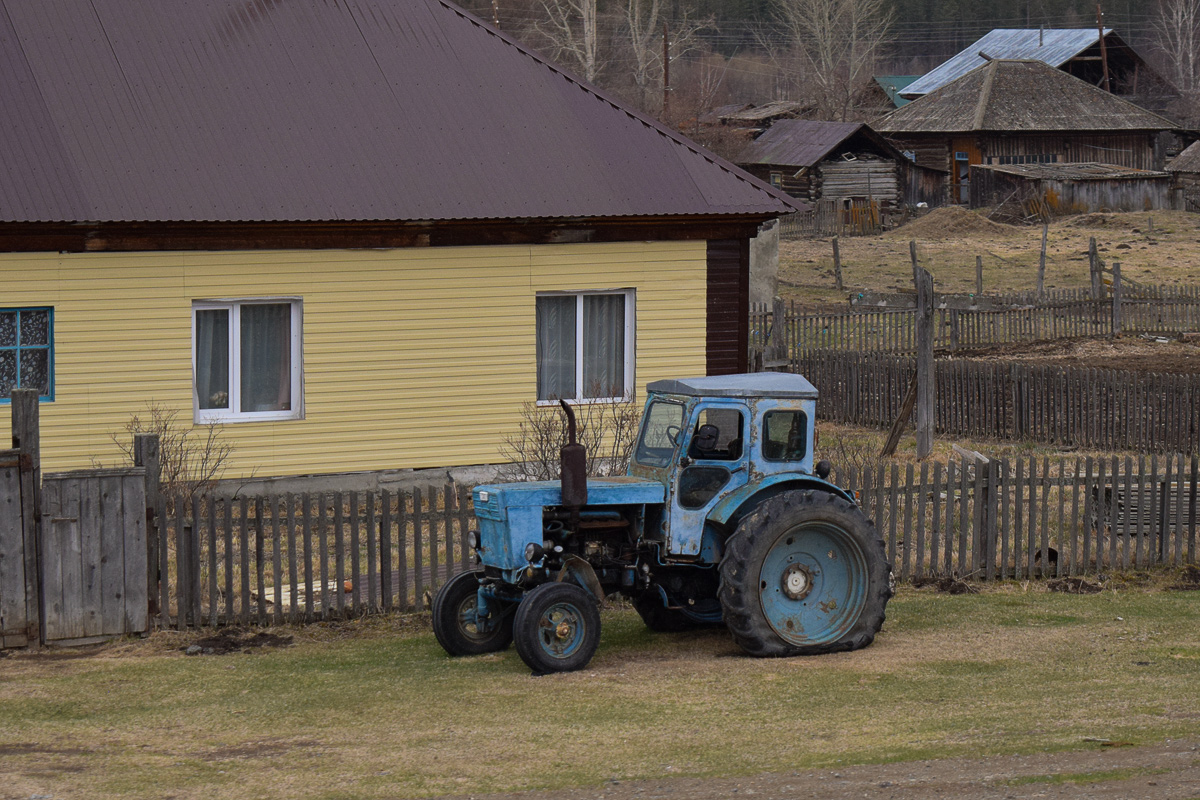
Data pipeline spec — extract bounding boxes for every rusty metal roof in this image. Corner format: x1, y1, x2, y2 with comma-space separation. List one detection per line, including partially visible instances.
0, 0, 796, 224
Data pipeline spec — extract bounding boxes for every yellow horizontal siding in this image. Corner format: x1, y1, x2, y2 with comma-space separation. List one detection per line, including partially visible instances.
0, 241, 708, 477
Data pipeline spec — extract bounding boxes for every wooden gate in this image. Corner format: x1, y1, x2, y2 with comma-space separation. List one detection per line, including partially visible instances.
0, 448, 32, 648
40, 469, 148, 646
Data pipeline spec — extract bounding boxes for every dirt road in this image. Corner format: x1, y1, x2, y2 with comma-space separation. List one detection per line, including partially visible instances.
445, 739, 1200, 800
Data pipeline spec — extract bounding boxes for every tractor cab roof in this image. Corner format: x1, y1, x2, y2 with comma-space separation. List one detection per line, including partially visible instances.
646, 373, 818, 400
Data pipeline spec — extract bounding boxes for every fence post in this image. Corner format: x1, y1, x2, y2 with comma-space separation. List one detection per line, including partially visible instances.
914, 265, 935, 459
1089, 237, 1101, 300
133, 434, 162, 621
11, 389, 42, 647
1037, 223, 1048, 298
832, 236, 844, 292
1112, 260, 1122, 336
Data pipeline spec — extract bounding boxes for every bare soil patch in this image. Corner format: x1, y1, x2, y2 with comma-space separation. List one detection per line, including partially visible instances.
887, 205, 1021, 240
951, 335, 1200, 374
443, 739, 1200, 800
183, 629, 293, 655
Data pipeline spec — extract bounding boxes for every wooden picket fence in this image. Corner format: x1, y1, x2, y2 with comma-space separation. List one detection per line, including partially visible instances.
837, 454, 1198, 582
153, 459, 1199, 629
751, 294, 1200, 357
799, 350, 1200, 454
158, 485, 474, 629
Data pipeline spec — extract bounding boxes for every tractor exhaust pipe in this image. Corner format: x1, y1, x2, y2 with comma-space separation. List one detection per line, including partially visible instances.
559, 400, 587, 526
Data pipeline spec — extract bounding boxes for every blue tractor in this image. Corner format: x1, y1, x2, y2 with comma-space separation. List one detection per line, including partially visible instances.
432, 373, 892, 673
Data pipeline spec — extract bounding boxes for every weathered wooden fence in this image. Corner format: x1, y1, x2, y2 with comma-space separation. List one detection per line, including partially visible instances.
800, 350, 1200, 454
40, 468, 147, 646
159, 486, 475, 629
752, 295, 1200, 358
838, 455, 1198, 582
778, 199, 887, 238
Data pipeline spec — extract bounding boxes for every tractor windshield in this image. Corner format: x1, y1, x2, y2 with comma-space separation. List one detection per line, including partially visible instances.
634, 400, 685, 467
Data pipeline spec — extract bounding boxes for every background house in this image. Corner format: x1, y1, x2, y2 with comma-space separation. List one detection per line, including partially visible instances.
0, 0, 796, 480
735, 120, 945, 212
877, 59, 1178, 204
899, 28, 1173, 112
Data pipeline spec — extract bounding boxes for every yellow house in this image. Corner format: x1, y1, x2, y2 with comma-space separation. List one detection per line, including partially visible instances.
0, 0, 796, 480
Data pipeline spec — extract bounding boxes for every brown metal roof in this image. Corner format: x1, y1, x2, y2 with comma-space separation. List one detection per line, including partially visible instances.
0, 0, 796, 224
877, 59, 1177, 135
737, 120, 904, 169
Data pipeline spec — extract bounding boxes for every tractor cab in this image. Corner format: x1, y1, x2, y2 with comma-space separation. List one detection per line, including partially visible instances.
630, 373, 824, 558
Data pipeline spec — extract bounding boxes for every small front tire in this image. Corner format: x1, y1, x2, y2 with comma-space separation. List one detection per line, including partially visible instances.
432, 570, 514, 656
513, 582, 601, 674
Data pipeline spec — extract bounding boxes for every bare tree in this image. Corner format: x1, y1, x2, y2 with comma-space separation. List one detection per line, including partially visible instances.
536, 0, 605, 83
769, 0, 893, 121
1154, 0, 1200, 96
621, 0, 713, 113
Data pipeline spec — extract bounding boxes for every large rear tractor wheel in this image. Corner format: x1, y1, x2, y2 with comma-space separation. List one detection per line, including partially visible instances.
432, 570, 514, 656
718, 490, 891, 657
513, 582, 601, 674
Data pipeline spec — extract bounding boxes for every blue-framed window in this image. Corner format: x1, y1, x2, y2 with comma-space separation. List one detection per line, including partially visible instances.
0, 307, 54, 402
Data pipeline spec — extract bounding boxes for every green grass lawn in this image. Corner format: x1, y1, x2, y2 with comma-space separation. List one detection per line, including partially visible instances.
2, 584, 1198, 800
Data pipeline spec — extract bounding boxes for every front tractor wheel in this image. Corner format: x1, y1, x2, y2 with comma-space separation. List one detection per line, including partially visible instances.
718, 490, 892, 657
513, 582, 601, 674
432, 570, 514, 656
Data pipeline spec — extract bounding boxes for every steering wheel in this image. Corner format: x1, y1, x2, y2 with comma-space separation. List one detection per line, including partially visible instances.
665, 425, 682, 445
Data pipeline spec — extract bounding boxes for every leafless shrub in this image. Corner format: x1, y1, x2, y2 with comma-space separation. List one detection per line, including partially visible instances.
818, 424, 884, 482
498, 394, 641, 481
108, 402, 235, 508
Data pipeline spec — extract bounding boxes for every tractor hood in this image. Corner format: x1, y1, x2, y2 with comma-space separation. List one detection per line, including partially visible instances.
473, 477, 665, 571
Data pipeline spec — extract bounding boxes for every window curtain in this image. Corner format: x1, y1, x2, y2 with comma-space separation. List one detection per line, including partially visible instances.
583, 294, 624, 398
240, 304, 291, 412
536, 296, 576, 401
195, 309, 230, 410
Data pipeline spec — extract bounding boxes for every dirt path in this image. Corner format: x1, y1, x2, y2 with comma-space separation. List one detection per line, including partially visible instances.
441, 739, 1200, 800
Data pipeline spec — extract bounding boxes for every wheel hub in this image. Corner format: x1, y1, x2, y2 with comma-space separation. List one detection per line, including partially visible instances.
555, 619, 573, 639
781, 563, 814, 600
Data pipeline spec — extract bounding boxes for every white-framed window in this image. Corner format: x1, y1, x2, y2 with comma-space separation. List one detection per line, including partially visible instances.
535, 290, 634, 403
193, 299, 302, 423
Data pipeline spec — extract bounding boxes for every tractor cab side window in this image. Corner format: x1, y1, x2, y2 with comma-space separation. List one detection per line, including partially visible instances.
686, 408, 745, 461
634, 400, 686, 468
762, 410, 808, 461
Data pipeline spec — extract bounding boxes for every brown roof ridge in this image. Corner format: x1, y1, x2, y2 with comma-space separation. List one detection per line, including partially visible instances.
436, 0, 799, 210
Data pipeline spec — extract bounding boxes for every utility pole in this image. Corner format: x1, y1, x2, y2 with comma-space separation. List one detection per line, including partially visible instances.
1096, 3, 1110, 92
662, 22, 670, 120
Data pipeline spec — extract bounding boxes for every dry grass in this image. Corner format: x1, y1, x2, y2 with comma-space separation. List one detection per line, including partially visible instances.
1, 584, 1198, 800
779, 209, 1200, 307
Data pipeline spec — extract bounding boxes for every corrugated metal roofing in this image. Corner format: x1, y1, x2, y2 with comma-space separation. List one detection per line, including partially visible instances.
877, 60, 1176, 134
902, 28, 1110, 98
976, 162, 1168, 180
0, 0, 796, 224
737, 120, 865, 168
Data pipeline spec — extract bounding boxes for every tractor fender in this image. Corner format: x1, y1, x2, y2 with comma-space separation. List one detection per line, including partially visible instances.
707, 474, 857, 529
556, 555, 607, 606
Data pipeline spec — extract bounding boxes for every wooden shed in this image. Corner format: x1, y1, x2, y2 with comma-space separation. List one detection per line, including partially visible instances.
878, 59, 1177, 204
736, 119, 945, 210
970, 162, 1171, 217
1166, 141, 1200, 212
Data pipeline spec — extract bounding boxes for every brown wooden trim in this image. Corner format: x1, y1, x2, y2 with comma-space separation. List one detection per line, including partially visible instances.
706, 238, 750, 376
0, 217, 773, 253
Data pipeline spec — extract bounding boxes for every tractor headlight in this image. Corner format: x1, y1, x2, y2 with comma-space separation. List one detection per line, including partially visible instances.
524, 542, 546, 563
468, 530, 479, 550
